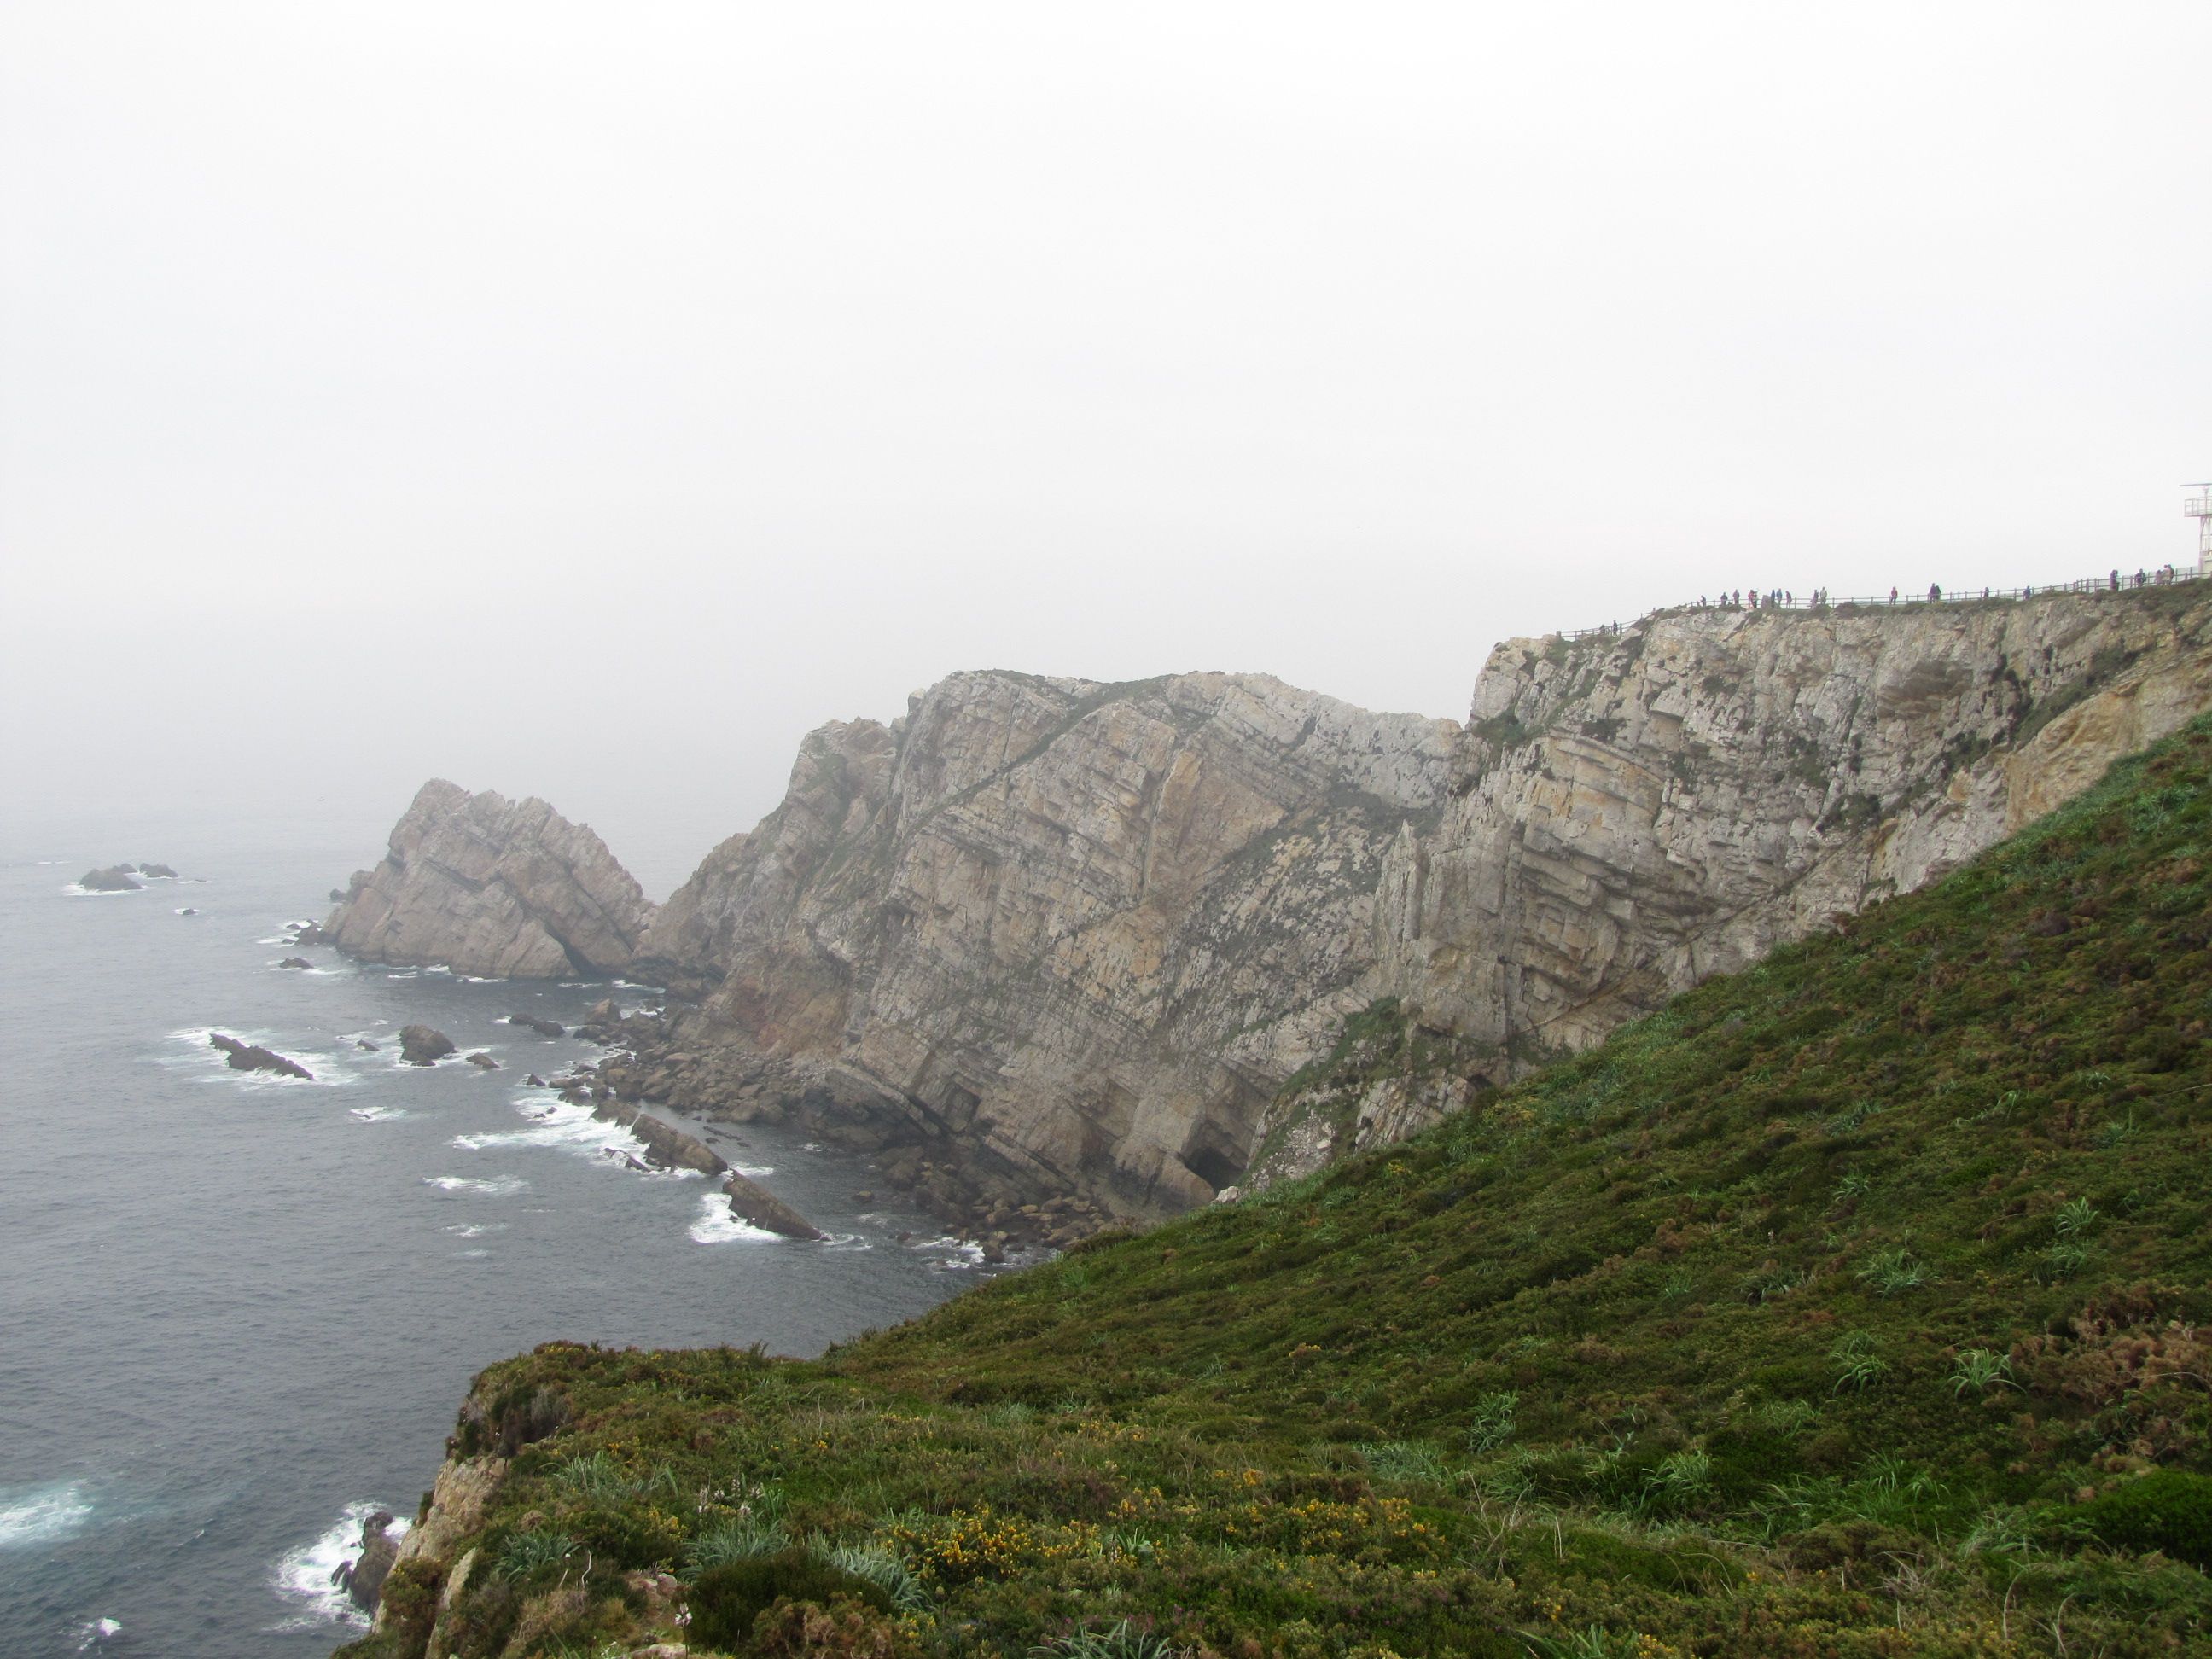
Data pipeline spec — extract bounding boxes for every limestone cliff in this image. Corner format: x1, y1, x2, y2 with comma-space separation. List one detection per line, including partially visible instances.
633, 671, 1457, 1215
1251, 584, 2212, 1180
325, 780, 652, 979
333, 585, 2212, 1224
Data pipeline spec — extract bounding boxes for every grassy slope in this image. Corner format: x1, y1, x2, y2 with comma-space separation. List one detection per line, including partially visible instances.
347, 719, 2212, 1659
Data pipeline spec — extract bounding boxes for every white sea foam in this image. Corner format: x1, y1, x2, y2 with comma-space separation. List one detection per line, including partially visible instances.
422, 1175, 527, 1196
444, 1223, 505, 1237
449, 1096, 643, 1163
349, 1105, 408, 1121
916, 1235, 989, 1272
731, 1162, 775, 1178
690, 1194, 777, 1244
0, 1481, 94, 1551
452, 1247, 491, 1259
61, 884, 137, 898
270, 1501, 410, 1629
74, 1618, 122, 1650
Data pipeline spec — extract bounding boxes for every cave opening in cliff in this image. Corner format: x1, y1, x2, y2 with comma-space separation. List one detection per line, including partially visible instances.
1183, 1143, 1245, 1193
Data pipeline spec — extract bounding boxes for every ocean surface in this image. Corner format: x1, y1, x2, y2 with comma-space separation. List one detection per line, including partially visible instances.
0, 818, 987, 1659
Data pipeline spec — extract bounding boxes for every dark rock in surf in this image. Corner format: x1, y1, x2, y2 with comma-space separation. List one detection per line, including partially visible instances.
465, 1051, 498, 1070
525, 1074, 546, 1087
277, 957, 313, 970
399, 1025, 457, 1067
209, 1033, 312, 1080
506, 1014, 565, 1038
358, 1039, 380, 1051
79, 866, 142, 892
333, 1510, 399, 1613
723, 1171, 829, 1241
137, 864, 178, 879
590, 1101, 727, 1177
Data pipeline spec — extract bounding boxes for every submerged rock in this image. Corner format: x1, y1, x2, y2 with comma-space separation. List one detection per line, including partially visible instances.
276, 957, 312, 970
209, 1033, 312, 1080
78, 865, 141, 892
506, 1014, 565, 1038
399, 1025, 457, 1067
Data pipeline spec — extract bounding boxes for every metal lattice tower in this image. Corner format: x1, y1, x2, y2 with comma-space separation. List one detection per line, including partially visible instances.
2189, 483, 2212, 573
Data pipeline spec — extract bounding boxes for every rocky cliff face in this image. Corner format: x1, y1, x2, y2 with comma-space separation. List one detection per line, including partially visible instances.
1250, 584, 2212, 1180
632, 671, 1458, 1216
325, 780, 652, 979
334, 586, 2212, 1222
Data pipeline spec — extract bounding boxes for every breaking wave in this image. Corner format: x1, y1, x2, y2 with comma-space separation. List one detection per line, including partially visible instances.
270, 1501, 410, 1629
0, 1481, 95, 1551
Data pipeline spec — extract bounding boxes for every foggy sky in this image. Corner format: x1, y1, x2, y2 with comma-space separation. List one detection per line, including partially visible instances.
4, 3, 2208, 894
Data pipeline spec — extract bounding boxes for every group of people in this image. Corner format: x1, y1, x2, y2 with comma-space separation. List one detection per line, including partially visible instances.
1687, 568, 2190, 616
1697, 588, 1825, 610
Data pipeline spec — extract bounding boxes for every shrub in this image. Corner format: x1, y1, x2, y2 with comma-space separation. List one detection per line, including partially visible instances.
814, 1540, 931, 1611
1949, 1349, 2016, 1396
2054, 1196, 2101, 1237
688, 1511, 789, 1572
1854, 1247, 1926, 1296
2073, 1471, 2212, 1569
1465, 1390, 1518, 1452
495, 1528, 575, 1581
685, 1550, 892, 1653
1032, 1618, 1181, 1659
1831, 1332, 1888, 1393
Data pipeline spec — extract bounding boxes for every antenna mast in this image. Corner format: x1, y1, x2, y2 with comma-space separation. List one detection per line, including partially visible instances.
2188, 483, 2212, 573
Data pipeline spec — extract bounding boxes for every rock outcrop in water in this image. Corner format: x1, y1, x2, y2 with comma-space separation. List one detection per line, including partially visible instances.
333, 1511, 399, 1614
340, 587, 2212, 1223
209, 1033, 312, 1080
323, 780, 650, 978
79, 865, 142, 891
399, 1025, 456, 1067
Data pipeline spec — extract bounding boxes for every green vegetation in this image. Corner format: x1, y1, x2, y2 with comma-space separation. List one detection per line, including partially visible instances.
341, 720, 2212, 1658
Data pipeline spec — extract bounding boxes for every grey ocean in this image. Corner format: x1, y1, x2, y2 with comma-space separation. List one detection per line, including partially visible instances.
0, 818, 979, 1658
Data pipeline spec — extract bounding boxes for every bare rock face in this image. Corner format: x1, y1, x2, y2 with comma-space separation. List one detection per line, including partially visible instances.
637, 670, 1458, 1216
1249, 585, 2212, 1180
324, 780, 651, 979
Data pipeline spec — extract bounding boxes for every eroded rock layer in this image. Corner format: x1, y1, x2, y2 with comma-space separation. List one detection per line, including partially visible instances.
324, 780, 651, 979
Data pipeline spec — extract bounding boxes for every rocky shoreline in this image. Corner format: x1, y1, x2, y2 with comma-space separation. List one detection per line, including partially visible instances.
551, 1000, 1124, 1254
